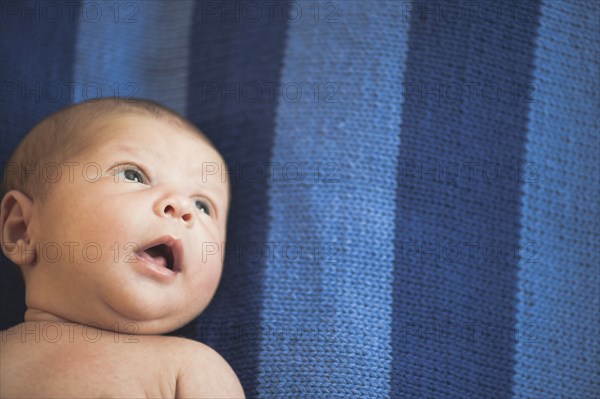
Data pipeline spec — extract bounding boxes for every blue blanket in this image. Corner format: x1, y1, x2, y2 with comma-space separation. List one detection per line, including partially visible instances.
1, 1, 598, 397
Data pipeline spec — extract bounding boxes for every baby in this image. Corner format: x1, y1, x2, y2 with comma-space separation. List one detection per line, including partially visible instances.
0, 99, 244, 398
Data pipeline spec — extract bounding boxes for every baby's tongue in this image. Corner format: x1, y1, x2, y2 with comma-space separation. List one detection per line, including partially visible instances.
138, 248, 167, 268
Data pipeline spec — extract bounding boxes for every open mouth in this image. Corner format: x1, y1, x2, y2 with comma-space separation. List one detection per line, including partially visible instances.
135, 236, 183, 275
143, 244, 175, 271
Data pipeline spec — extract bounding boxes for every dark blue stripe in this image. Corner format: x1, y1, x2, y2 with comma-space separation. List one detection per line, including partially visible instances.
0, 0, 82, 328
185, 1, 288, 396
392, 1, 541, 397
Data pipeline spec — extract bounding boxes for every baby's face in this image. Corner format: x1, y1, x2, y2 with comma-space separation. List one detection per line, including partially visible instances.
24, 115, 229, 334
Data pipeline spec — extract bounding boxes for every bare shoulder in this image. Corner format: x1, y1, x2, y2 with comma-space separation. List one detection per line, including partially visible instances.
164, 336, 245, 399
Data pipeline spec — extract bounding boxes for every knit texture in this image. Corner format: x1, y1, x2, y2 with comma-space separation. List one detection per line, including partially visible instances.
1, 1, 598, 397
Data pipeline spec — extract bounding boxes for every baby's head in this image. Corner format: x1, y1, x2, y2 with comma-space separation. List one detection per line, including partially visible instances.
0, 99, 230, 334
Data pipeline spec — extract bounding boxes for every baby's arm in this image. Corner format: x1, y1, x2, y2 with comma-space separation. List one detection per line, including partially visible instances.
174, 338, 245, 399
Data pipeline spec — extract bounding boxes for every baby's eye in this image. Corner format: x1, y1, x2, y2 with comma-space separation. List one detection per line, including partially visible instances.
123, 169, 144, 183
116, 165, 148, 184
194, 199, 211, 216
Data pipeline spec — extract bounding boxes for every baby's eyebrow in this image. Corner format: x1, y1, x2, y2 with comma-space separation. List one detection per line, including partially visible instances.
99, 144, 152, 164
193, 178, 228, 202
110, 144, 150, 157
108, 144, 228, 198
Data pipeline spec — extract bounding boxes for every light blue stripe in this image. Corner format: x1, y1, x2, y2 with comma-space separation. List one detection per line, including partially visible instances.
73, 0, 194, 114
514, 1, 600, 397
258, 1, 409, 397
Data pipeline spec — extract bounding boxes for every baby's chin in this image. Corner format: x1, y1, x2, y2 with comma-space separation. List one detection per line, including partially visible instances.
71, 312, 199, 336
23, 306, 197, 335
85, 284, 209, 334
66, 298, 206, 335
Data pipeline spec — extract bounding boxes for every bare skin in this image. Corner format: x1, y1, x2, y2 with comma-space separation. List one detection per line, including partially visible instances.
1, 322, 244, 398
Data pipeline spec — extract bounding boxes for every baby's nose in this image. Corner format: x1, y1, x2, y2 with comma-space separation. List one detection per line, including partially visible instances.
155, 194, 194, 225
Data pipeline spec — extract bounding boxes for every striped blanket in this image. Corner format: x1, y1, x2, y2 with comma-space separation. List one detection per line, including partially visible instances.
1, 1, 598, 398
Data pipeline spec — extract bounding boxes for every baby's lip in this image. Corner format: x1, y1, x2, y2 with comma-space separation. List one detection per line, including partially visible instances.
137, 235, 184, 272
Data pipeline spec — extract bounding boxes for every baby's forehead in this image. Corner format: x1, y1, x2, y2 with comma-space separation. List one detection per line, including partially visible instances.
77, 112, 212, 151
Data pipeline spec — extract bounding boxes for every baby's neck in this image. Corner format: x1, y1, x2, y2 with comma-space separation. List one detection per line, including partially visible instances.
23, 308, 70, 323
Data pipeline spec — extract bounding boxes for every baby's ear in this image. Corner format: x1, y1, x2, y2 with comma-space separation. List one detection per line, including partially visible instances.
0, 190, 36, 266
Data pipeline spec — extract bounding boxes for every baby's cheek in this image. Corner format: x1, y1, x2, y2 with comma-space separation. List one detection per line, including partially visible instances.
203, 259, 223, 291
189, 258, 223, 299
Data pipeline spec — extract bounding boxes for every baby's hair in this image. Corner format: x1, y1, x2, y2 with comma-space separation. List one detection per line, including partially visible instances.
1, 98, 220, 202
